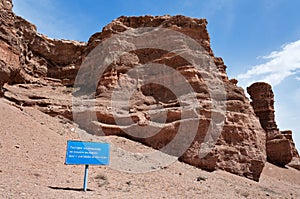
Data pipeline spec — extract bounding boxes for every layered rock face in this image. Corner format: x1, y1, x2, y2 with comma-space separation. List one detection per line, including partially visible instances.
0, 0, 85, 97
0, 0, 12, 10
69, 15, 267, 181
0, 1, 276, 181
247, 83, 278, 139
247, 82, 300, 168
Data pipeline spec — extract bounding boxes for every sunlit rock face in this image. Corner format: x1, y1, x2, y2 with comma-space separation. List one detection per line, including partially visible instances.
1, 1, 269, 181
248, 82, 300, 169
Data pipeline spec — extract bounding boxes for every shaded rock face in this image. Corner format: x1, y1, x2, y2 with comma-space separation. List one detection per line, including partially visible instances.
0, 0, 20, 95
247, 82, 299, 168
0, 0, 85, 95
1, 3, 269, 180
281, 130, 300, 159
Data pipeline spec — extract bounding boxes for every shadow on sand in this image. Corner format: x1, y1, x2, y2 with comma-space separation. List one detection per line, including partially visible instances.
48, 186, 94, 192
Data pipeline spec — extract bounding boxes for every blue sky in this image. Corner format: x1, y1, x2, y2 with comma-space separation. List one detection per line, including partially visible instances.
13, 0, 300, 150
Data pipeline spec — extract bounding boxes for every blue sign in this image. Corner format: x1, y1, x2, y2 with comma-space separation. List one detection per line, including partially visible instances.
65, 141, 110, 165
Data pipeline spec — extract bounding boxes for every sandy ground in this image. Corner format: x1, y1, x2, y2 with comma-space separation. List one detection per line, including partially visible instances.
0, 98, 299, 198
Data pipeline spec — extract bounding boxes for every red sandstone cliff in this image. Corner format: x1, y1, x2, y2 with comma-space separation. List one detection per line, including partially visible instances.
1, 0, 299, 181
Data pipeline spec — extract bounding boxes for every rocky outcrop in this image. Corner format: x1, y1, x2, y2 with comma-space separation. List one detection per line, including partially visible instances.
3, 83, 73, 119
246, 83, 278, 137
1, 3, 269, 181
0, 1, 296, 179
74, 16, 267, 180
281, 130, 300, 159
247, 82, 300, 168
0, 0, 20, 95
0, 0, 12, 10
0, 0, 86, 95
86, 15, 228, 82
281, 130, 300, 170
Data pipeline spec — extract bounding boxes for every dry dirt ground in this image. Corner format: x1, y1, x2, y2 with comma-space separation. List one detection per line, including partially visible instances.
0, 98, 299, 198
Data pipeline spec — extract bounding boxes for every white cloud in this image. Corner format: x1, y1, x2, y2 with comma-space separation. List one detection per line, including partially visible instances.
237, 40, 300, 150
237, 40, 300, 87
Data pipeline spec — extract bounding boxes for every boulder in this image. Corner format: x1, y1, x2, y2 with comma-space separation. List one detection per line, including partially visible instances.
266, 138, 293, 166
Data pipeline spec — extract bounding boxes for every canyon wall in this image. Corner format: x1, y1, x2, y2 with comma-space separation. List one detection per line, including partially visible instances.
1, 0, 299, 180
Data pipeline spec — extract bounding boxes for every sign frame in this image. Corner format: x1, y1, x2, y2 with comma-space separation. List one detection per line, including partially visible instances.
65, 140, 110, 165
65, 140, 110, 192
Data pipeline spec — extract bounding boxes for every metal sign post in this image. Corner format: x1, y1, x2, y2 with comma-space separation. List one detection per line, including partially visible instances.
83, 165, 89, 192
65, 141, 110, 192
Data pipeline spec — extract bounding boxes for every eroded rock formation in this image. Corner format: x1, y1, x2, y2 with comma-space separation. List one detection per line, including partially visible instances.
1, 0, 298, 181
0, 0, 12, 10
0, 0, 85, 96
71, 16, 267, 181
247, 82, 300, 169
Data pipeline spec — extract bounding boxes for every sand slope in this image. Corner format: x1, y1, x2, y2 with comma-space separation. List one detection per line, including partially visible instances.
0, 99, 299, 198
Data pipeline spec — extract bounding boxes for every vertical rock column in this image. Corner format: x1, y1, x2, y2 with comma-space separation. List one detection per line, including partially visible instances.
247, 82, 299, 167
247, 83, 279, 139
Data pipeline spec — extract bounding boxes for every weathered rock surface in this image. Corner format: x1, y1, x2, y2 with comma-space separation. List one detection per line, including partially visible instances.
3, 83, 73, 119
75, 17, 267, 180
0, 0, 12, 10
247, 82, 300, 168
288, 157, 300, 170
0, 0, 86, 95
0, 0, 20, 94
1, 2, 270, 181
281, 130, 300, 158
7, 0, 300, 180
